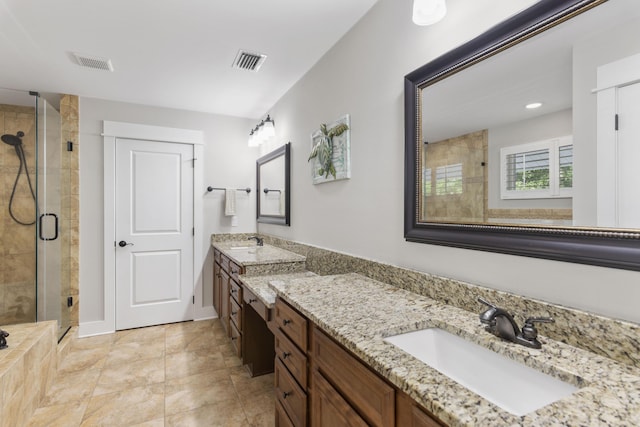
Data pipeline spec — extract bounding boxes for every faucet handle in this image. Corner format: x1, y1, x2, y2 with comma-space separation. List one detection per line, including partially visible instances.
521, 317, 554, 340
477, 297, 498, 309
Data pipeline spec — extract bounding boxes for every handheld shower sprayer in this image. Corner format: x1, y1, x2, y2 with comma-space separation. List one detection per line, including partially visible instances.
2, 131, 36, 225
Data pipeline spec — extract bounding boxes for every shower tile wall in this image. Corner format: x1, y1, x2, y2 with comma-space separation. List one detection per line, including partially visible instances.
60, 94, 79, 327
0, 103, 37, 325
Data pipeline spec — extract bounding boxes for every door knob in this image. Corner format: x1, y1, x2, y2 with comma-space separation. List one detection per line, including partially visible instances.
118, 240, 134, 247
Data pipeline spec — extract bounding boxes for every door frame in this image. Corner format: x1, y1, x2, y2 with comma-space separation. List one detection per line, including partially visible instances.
595, 51, 640, 226
100, 121, 206, 335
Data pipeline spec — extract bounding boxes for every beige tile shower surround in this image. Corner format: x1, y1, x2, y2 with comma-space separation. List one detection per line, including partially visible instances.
0, 95, 79, 329
0, 104, 37, 325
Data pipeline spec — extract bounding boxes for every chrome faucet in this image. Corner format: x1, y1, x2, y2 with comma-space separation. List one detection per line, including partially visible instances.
478, 297, 554, 349
248, 236, 264, 246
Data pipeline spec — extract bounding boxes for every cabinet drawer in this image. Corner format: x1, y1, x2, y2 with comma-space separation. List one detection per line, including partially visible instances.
275, 358, 307, 427
214, 248, 221, 264
275, 298, 308, 351
229, 260, 242, 280
312, 370, 368, 427
243, 287, 270, 321
275, 329, 308, 389
276, 399, 295, 427
230, 320, 242, 357
230, 279, 242, 305
312, 327, 395, 427
220, 253, 230, 272
230, 297, 242, 331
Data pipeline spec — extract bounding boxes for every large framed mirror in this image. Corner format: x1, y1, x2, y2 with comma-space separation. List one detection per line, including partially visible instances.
405, 0, 640, 271
257, 142, 291, 225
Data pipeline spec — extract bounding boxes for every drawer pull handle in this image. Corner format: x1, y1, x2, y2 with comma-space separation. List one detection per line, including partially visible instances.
231, 336, 238, 341
231, 311, 237, 316
249, 298, 257, 303
282, 352, 291, 359
283, 319, 292, 326
231, 289, 237, 294
282, 391, 292, 399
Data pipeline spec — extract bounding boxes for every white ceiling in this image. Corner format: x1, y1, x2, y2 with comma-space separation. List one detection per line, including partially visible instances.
422, 0, 640, 142
0, 0, 378, 118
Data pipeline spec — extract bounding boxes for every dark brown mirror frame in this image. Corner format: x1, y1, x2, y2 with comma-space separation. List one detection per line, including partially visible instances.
404, 0, 640, 271
257, 142, 291, 226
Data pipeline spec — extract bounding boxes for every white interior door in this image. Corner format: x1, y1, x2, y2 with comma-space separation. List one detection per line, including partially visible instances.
115, 138, 194, 330
617, 82, 640, 228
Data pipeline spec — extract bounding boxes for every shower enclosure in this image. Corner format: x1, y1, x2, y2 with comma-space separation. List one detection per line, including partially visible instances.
0, 88, 71, 340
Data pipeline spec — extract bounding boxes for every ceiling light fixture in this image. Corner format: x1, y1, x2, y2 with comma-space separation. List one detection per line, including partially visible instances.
413, 0, 447, 26
526, 102, 543, 109
248, 115, 275, 147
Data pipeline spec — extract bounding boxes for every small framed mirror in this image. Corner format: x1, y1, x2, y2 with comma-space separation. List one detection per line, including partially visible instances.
257, 142, 291, 225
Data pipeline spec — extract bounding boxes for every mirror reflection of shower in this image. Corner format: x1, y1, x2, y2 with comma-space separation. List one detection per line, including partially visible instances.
2, 130, 36, 225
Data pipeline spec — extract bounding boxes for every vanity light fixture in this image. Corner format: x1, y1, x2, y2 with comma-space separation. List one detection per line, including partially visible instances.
247, 115, 276, 147
526, 102, 543, 109
413, 0, 447, 26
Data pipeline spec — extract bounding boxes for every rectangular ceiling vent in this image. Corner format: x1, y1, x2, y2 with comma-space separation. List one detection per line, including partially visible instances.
73, 53, 114, 71
232, 50, 267, 72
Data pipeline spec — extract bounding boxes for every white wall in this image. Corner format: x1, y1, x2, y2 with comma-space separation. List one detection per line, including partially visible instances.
79, 97, 257, 331
257, 0, 640, 323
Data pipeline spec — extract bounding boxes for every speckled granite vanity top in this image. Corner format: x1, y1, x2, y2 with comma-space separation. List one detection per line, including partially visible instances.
270, 273, 640, 426
213, 241, 306, 266
239, 271, 317, 308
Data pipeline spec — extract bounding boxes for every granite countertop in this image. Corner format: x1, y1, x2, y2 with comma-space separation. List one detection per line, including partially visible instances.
212, 241, 306, 266
239, 271, 318, 308
270, 273, 640, 426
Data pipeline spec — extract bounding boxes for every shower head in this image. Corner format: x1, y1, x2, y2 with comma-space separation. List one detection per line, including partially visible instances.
1, 131, 25, 147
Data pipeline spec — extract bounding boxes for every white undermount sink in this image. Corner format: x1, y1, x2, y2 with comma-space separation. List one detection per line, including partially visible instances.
229, 246, 251, 250
384, 328, 578, 416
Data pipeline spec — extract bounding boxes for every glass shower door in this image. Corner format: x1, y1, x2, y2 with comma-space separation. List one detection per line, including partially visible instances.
36, 97, 70, 340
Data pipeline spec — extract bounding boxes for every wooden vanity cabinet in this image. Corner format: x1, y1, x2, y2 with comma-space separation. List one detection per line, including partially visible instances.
396, 391, 444, 427
274, 298, 309, 427
214, 251, 245, 345
273, 297, 446, 427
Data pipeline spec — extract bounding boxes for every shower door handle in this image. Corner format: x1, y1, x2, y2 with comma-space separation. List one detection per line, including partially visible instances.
39, 213, 59, 241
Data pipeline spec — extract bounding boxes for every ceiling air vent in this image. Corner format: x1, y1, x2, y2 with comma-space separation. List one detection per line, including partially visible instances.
232, 50, 267, 72
73, 53, 114, 71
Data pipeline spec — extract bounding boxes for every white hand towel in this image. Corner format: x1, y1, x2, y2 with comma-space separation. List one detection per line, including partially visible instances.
225, 189, 236, 216
279, 191, 285, 216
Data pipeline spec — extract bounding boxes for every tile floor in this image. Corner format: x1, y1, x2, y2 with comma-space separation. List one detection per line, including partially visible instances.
27, 319, 276, 427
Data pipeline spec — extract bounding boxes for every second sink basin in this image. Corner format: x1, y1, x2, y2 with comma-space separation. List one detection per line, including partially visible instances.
384, 328, 578, 416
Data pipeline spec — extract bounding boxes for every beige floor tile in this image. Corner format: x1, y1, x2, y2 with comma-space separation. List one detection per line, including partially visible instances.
27, 401, 87, 427
71, 334, 115, 352
166, 328, 217, 354
81, 383, 164, 426
103, 339, 165, 367
57, 346, 109, 375
93, 355, 164, 396
165, 348, 227, 380
239, 389, 275, 418
114, 325, 166, 345
41, 367, 101, 407
165, 370, 238, 416
165, 399, 250, 427
246, 411, 276, 427
28, 319, 277, 426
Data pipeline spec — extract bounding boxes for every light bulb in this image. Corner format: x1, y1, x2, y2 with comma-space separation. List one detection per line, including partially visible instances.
413, 0, 447, 26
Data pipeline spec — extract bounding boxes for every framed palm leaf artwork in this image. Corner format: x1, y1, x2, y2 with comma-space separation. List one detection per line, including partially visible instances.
308, 114, 351, 184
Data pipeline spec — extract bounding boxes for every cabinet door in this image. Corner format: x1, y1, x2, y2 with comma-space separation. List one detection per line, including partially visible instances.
213, 261, 221, 315
396, 391, 444, 427
311, 370, 368, 427
220, 269, 230, 335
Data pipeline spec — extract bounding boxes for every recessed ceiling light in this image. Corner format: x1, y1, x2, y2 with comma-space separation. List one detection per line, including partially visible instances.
526, 102, 543, 109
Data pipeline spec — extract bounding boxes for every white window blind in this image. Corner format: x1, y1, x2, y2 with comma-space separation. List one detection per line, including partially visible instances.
435, 163, 463, 195
500, 136, 572, 199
